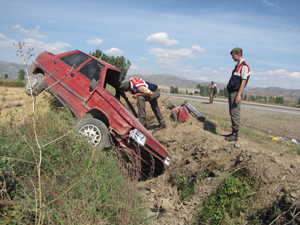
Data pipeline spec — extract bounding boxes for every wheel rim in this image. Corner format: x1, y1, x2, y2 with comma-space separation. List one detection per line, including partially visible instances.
29, 76, 39, 89
78, 124, 102, 147
26, 76, 39, 91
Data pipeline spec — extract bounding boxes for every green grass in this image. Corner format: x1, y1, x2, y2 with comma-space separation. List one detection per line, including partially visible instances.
0, 106, 147, 224
197, 173, 256, 224
0, 78, 26, 87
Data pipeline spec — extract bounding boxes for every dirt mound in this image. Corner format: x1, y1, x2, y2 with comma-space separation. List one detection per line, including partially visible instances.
139, 101, 300, 224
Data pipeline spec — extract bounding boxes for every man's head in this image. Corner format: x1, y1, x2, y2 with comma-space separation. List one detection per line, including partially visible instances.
230, 47, 243, 62
211, 81, 214, 84
120, 81, 131, 92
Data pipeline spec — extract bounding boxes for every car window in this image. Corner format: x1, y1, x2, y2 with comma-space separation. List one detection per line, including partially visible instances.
60, 53, 89, 69
78, 59, 102, 81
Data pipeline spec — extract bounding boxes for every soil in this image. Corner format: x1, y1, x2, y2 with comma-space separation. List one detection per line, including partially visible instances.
1, 87, 300, 224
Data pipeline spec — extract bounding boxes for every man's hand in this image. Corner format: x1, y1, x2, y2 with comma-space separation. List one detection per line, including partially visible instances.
133, 93, 139, 99
235, 94, 242, 104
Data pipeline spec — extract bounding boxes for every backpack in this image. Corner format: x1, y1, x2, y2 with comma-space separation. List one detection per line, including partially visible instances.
214, 86, 218, 92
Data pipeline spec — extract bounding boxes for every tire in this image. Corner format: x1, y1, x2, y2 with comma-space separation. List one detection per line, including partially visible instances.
25, 73, 45, 97
182, 100, 206, 122
74, 118, 111, 150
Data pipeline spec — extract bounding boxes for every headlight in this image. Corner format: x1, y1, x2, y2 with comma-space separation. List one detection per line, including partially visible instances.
129, 129, 146, 146
164, 156, 171, 166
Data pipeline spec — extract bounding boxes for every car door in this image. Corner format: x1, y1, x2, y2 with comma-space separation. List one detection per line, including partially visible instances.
57, 53, 103, 114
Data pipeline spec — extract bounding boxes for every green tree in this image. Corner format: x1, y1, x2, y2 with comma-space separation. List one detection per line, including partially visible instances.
4, 74, 8, 79
298, 98, 300, 104
223, 87, 228, 98
275, 96, 284, 104
89, 49, 102, 58
170, 86, 179, 94
90, 49, 131, 81
18, 70, 25, 80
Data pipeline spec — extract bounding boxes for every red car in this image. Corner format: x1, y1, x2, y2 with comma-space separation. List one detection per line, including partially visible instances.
25, 50, 171, 171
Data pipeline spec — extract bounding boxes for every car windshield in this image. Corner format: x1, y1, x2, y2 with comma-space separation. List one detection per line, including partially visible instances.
60, 53, 89, 69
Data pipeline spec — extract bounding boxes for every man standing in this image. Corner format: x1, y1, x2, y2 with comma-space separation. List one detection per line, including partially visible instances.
225, 47, 250, 141
120, 78, 167, 129
209, 81, 217, 104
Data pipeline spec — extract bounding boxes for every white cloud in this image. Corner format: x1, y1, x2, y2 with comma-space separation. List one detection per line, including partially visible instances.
146, 32, 179, 46
130, 65, 138, 69
288, 72, 300, 79
104, 47, 124, 56
0, 33, 16, 47
195, 76, 209, 82
218, 67, 232, 73
23, 38, 70, 54
135, 57, 148, 61
148, 48, 195, 65
13, 24, 45, 38
191, 45, 206, 53
261, 0, 281, 10
87, 38, 103, 45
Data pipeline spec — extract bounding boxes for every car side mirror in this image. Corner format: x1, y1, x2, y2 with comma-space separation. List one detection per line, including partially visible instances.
89, 79, 97, 91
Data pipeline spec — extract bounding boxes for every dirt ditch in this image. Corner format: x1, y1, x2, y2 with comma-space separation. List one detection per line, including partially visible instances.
1, 87, 300, 224
138, 97, 300, 224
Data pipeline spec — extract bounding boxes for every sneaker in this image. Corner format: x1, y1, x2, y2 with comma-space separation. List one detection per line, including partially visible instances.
225, 133, 238, 142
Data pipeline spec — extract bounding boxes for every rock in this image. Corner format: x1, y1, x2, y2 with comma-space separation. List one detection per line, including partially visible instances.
161, 198, 173, 210
234, 142, 242, 148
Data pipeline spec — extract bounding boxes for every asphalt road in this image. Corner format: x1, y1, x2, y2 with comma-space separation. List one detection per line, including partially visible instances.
161, 93, 300, 116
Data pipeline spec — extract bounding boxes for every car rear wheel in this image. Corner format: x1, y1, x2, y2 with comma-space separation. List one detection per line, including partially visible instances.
25, 73, 45, 97
74, 118, 111, 150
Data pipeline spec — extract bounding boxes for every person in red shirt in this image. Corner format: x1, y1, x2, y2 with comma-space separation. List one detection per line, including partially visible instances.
120, 78, 167, 129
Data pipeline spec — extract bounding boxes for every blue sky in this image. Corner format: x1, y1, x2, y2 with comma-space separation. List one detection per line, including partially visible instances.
0, 0, 300, 89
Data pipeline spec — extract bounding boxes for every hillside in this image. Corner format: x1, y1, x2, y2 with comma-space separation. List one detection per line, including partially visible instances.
244, 86, 300, 98
128, 74, 300, 101
0, 60, 26, 79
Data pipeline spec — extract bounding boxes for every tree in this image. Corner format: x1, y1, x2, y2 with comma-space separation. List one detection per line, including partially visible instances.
170, 86, 179, 94
4, 74, 8, 79
18, 70, 25, 80
275, 96, 284, 104
298, 98, 300, 104
90, 49, 131, 81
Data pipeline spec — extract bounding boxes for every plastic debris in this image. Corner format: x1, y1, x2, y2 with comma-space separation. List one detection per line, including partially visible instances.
291, 139, 299, 145
270, 136, 285, 141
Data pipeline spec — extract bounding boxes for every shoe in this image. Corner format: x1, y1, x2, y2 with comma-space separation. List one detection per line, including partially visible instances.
138, 117, 146, 126
225, 133, 238, 142
160, 123, 167, 129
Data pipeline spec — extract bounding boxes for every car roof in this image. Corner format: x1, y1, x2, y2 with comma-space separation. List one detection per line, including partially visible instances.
55, 50, 121, 73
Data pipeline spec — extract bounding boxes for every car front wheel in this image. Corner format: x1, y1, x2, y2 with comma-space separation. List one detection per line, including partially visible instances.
74, 118, 111, 150
25, 73, 45, 97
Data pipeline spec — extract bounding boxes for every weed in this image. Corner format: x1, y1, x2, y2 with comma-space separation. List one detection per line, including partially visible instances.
170, 172, 196, 201
197, 173, 255, 224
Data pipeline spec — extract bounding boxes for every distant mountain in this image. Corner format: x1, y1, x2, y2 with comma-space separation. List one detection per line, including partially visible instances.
2, 61, 299, 100
0, 61, 26, 79
244, 87, 300, 98
127, 74, 300, 102
127, 74, 227, 90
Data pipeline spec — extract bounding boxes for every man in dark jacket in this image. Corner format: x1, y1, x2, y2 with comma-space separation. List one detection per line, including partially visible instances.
225, 47, 250, 141
120, 78, 167, 129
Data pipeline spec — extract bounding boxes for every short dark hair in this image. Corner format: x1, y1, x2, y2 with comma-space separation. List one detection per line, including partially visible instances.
230, 47, 243, 56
